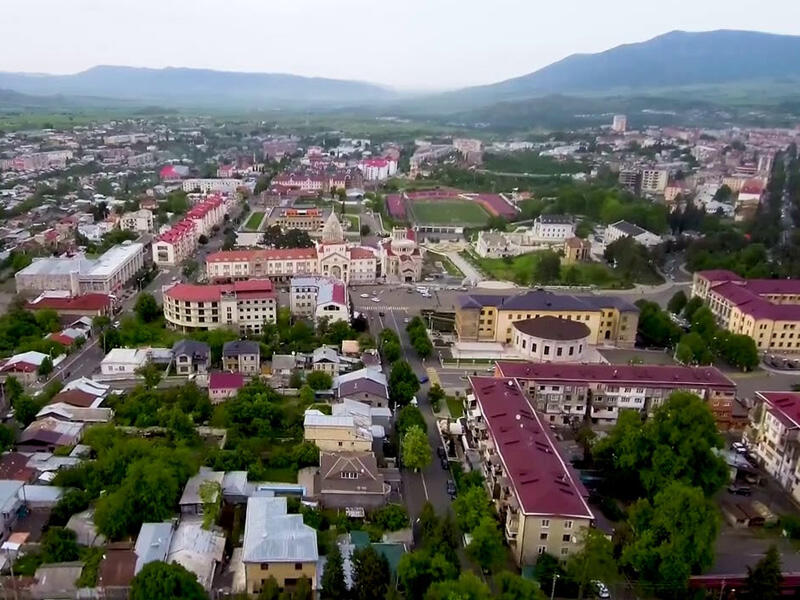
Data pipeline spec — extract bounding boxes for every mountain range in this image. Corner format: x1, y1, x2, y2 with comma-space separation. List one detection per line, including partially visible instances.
1, 29, 799, 112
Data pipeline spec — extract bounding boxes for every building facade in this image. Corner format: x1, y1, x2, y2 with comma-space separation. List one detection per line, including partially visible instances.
379, 228, 424, 283
163, 279, 277, 334
289, 276, 349, 323
120, 209, 155, 234
531, 215, 575, 242
692, 270, 800, 353
752, 391, 800, 504
465, 377, 593, 566
455, 290, 638, 347
182, 179, 240, 194
495, 362, 737, 428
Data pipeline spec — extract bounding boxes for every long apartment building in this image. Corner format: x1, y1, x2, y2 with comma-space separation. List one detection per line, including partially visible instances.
455, 290, 638, 347
15, 242, 145, 296
495, 362, 737, 429
466, 376, 593, 566
207, 248, 320, 282
692, 270, 800, 353
153, 195, 226, 266
290, 276, 349, 323
163, 279, 277, 334
181, 178, 241, 194
751, 391, 800, 504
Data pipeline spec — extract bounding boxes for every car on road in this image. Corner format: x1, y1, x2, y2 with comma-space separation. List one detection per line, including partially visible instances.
378, 311, 385, 317
446, 480, 457, 498
591, 580, 611, 599
360, 293, 369, 298
371, 297, 380, 302
418, 375, 429, 384
732, 441, 748, 454
728, 485, 752, 496
437, 447, 447, 460
403, 317, 410, 323
440, 457, 449, 470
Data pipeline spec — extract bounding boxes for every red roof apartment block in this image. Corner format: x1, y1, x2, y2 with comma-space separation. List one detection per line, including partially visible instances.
469, 376, 593, 519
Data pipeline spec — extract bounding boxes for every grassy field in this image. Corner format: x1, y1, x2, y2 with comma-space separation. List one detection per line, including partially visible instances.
446, 396, 464, 418
244, 211, 265, 231
467, 250, 635, 288
410, 199, 489, 226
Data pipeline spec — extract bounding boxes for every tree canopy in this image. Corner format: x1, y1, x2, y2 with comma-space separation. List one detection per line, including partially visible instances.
388, 360, 420, 407
402, 425, 432, 471
130, 561, 207, 600
742, 545, 783, 600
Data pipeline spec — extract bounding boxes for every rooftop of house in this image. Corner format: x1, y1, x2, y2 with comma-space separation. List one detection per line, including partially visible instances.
242, 496, 318, 564
134, 522, 174, 574
179, 468, 224, 507
469, 376, 593, 520
209, 371, 245, 391
458, 289, 638, 313
172, 339, 210, 359
165, 279, 275, 303
495, 361, 736, 389
757, 391, 800, 429
222, 340, 260, 356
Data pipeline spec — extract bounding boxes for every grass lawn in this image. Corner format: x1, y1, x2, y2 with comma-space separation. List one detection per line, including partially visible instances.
446, 396, 464, 418
244, 211, 265, 230
466, 250, 638, 288
411, 199, 490, 226
258, 467, 299, 483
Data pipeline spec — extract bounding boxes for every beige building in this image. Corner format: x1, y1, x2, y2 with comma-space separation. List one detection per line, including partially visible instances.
563, 237, 591, 265
242, 496, 318, 594
303, 410, 372, 452
163, 279, 277, 334
455, 290, 637, 347
466, 376, 593, 566
379, 227, 424, 283
268, 206, 326, 232
751, 391, 800, 504
120, 209, 155, 234
692, 270, 800, 353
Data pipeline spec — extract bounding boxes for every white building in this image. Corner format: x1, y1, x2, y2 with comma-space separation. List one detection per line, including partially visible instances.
358, 158, 397, 181
100, 348, 149, 377
611, 115, 627, 133
181, 179, 241, 194
531, 215, 575, 242
16, 242, 145, 296
752, 391, 800, 503
640, 169, 669, 194
290, 276, 349, 324
604, 220, 662, 248
120, 209, 155, 234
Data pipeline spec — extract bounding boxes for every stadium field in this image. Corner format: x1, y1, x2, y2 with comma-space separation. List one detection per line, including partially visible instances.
409, 199, 490, 226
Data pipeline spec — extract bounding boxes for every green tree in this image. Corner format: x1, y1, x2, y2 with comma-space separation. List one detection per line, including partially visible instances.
320, 545, 348, 600
398, 550, 458, 600
4, 377, 23, 403
130, 561, 207, 600
742, 545, 782, 600
453, 485, 493, 532
593, 392, 728, 499
690, 307, 717, 343
402, 425, 431, 471
495, 571, 547, 600
13, 394, 40, 426
294, 576, 313, 600
682, 297, 704, 321
41, 526, 79, 563
134, 292, 160, 323
467, 516, 506, 573
382, 341, 401, 363
258, 576, 281, 600
425, 572, 491, 600
667, 291, 688, 315
137, 363, 163, 389
389, 360, 419, 407
199, 480, 222, 530
428, 384, 445, 410
289, 370, 304, 389
352, 546, 390, 600
622, 482, 719, 594
719, 333, 759, 371
299, 385, 316, 405
306, 370, 333, 391
38, 356, 53, 377
533, 251, 561, 284
372, 504, 408, 531
675, 332, 713, 365
396, 405, 427, 435
565, 528, 617, 599
635, 300, 682, 348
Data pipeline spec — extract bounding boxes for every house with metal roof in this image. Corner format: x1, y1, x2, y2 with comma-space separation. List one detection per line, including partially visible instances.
134, 522, 174, 574
172, 339, 211, 377
167, 520, 225, 592
242, 496, 318, 594
222, 340, 261, 376
179, 468, 224, 517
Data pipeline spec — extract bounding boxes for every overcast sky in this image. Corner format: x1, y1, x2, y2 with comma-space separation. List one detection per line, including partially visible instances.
1, 0, 798, 90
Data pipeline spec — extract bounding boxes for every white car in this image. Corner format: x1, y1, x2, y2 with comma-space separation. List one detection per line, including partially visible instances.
371, 297, 380, 303
591, 580, 610, 599
403, 317, 410, 323
360, 293, 369, 298
732, 442, 748, 454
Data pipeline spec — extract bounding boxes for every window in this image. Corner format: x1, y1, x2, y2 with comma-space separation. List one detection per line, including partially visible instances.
538, 546, 547, 555
560, 547, 570, 556
260, 563, 269, 571
541, 519, 550, 527
341, 471, 358, 479
295, 563, 303, 570
540, 532, 548, 540
563, 534, 572, 542
544, 346, 550, 356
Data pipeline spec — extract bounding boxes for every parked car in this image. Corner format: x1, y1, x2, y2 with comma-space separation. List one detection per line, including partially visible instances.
378, 311, 385, 317
418, 375, 429, 384
728, 485, 752, 496
437, 447, 447, 460
440, 457, 450, 470
446, 480, 457, 498
591, 580, 611, 599
732, 441, 748, 454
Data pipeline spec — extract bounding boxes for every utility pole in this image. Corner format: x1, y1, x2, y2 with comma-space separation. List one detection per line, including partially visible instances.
550, 573, 560, 600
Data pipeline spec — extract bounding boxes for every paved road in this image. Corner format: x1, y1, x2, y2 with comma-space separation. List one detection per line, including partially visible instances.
363, 305, 453, 520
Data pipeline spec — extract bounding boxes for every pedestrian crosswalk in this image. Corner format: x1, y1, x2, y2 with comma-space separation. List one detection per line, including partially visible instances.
360, 306, 410, 311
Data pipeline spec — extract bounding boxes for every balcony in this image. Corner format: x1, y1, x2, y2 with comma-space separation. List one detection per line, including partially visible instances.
505, 515, 519, 539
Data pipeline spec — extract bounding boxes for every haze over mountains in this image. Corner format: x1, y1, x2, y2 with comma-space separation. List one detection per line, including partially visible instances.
1, 29, 799, 111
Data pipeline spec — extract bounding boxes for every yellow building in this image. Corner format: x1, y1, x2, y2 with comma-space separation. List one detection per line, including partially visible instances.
303, 411, 373, 452
465, 377, 594, 566
562, 237, 591, 265
455, 290, 637, 347
692, 270, 800, 353
242, 496, 318, 594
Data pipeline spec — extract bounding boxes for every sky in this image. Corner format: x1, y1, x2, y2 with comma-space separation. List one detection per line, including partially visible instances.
1, 0, 799, 90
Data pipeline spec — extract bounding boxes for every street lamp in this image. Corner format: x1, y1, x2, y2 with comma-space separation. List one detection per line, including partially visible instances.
550, 573, 560, 600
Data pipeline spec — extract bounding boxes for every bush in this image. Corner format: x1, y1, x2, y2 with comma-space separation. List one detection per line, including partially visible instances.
371, 504, 409, 531
781, 514, 800, 539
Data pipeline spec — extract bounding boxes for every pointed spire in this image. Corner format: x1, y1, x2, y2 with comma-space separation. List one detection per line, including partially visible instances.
321, 211, 345, 244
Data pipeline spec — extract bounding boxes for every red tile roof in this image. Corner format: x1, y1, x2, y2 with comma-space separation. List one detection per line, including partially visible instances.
0, 452, 36, 482
206, 248, 318, 262
209, 372, 245, 390
165, 279, 275, 303
469, 376, 593, 519
49, 333, 75, 346
696, 270, 744, 283
349, 247, 375, 260
757, 391, 800, 429
495, 362, 735, 390
26, 293, 112, 312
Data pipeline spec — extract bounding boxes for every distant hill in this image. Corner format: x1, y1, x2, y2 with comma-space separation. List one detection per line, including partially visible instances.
0, 65, 397, 108
453, 30, 800, 103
